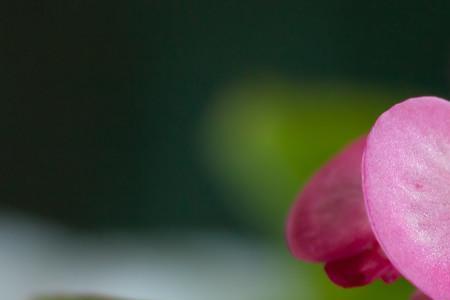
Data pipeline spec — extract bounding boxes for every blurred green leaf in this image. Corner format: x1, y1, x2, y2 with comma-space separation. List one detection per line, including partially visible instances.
201, 78, 417, 299
202, 78, 414, 235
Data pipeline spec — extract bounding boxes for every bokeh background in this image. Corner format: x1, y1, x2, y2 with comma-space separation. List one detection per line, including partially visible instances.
1, 1, 450, 299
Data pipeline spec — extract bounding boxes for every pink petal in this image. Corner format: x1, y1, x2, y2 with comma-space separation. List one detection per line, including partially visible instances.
286, 136, 400, 287
380, 264, 401, 283
363, 96, 450, 300
411, 290, 433, 300
287, 136, 373, 263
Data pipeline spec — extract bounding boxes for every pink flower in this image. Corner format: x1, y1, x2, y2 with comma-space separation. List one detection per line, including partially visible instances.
286, 136, 399, 287
287, 96, 449, 300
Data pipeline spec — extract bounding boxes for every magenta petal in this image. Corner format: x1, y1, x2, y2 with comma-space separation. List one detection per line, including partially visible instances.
324, 244, 396, 288
287, 136, 373, 262
380, 265, 401, 284
411, 290, 433, 300
363, 96, 450, 300
287, 135, 400, 288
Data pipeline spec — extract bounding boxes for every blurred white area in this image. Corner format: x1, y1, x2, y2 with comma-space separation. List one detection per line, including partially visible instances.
0, 214, 312, 300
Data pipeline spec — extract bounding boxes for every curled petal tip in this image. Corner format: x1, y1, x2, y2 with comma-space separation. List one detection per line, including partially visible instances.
324, 244, 395, 288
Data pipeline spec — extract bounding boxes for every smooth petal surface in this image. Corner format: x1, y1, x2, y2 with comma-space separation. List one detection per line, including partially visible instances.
364, 96, 450, 300
287, 136, 373, 263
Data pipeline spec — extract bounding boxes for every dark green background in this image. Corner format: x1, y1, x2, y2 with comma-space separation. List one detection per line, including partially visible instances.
1, 1, 449, 232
